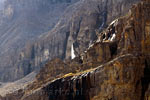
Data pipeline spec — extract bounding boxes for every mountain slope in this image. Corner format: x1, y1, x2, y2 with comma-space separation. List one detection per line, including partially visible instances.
0, 0, 79, 82
1, 0, 140, 82
1, 0, 150, 99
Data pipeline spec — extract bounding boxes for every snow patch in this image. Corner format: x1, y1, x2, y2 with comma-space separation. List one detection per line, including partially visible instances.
88, 44, 94, 50
109, 34, 116, 41
110, 19, 118, 26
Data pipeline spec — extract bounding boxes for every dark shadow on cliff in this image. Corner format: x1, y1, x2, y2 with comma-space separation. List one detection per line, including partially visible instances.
141, 59, 150, 100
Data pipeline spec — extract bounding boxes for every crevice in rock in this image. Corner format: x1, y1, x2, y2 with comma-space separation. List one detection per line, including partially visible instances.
109, 42, 118, 57
62, 31, 70, 59
141, 59, 150, 100
73, 17, 82, 40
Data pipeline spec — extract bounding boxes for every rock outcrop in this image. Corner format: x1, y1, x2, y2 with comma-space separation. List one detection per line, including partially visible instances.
23, 54, 147, 100
1, 0, 150, 100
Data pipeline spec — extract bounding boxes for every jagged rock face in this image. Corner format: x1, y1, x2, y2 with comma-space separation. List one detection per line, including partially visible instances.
22, 54, 146, 100
65, 0, 140, 59
0, 0, 79, 82
1, 0, 150, 100
4, 0, 140, 82
29, 0, 150, 100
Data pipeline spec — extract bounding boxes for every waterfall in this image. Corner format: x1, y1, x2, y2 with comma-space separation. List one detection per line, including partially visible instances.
71, 44, 76, 59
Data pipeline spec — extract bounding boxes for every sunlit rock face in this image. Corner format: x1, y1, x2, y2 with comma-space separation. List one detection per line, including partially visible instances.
27, 0, 150, 100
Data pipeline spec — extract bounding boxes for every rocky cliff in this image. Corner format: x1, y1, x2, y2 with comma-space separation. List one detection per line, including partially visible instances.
3, 0, 140, 82
1, 0, 150, 99
0, 0, 79, 82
